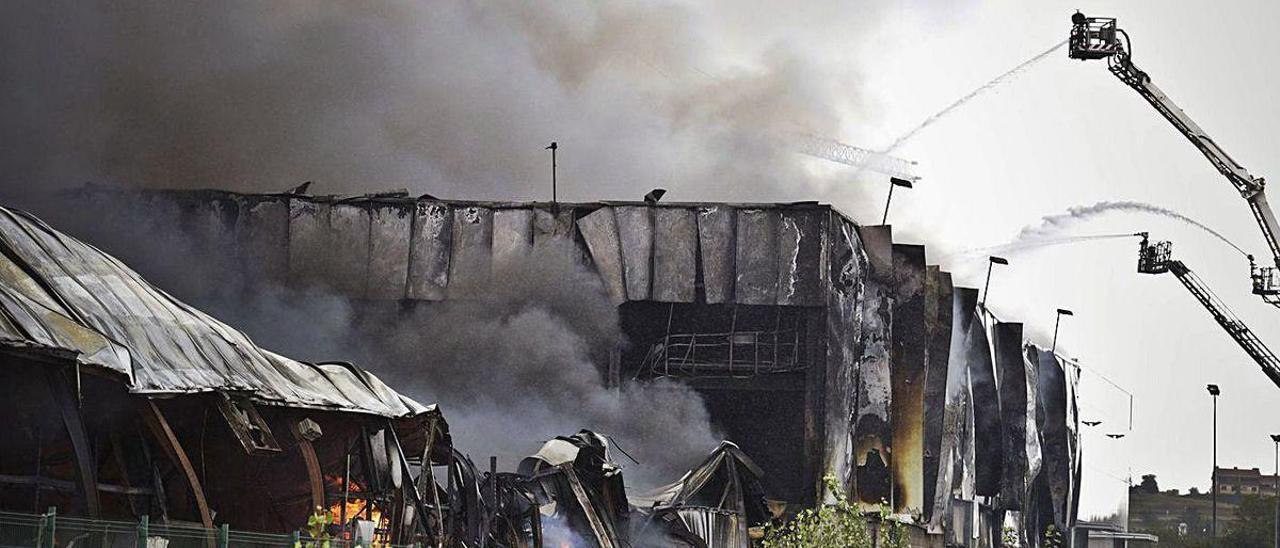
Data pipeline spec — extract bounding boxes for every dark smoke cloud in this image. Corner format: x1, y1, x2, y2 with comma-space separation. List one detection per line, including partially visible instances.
1, 0, 889, 206
1, 0, 913, 486
18, 191, 717, 487
360, 241, 721, 486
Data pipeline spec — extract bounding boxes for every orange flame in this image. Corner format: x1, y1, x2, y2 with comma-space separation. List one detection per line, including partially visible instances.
324, 475, 385, 544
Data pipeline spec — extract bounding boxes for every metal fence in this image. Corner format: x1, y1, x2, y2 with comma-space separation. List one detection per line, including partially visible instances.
0, 509, 420, 548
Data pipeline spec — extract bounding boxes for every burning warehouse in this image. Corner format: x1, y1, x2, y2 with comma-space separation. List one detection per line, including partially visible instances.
0, 206, 477, 545
0, 187, 1086, 547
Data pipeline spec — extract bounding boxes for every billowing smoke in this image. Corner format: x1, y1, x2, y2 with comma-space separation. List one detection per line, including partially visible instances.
18, 191, 719, 487
0, 0, 909, 487
0, 0, 891, 205
1014, 200, 1247, 256
358, 241, 721, 487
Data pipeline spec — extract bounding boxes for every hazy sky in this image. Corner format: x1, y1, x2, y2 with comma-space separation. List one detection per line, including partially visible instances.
5, 0, 1280, 519
866, 0, 1280, 517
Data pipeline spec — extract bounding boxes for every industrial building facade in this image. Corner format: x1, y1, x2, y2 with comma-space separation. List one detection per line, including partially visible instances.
5, 187, 1085, 546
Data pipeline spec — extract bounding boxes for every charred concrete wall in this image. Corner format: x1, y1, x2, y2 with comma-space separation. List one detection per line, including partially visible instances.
42, 188, 1084, 544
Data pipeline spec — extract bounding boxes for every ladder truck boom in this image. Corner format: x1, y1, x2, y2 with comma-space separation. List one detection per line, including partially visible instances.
792, 133, 921, 182
1137, 234, 1280, 388
1070, 13, 1280, 305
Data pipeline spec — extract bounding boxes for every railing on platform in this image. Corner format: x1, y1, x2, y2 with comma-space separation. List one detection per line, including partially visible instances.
639, 329, 806, 379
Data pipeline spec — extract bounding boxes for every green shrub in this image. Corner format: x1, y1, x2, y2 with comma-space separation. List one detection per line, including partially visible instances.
762, 475, 908, 548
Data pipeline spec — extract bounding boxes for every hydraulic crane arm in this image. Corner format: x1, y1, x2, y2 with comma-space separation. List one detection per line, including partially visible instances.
1166, 261, 1280, 388
1071, 13, 1280, 303
1138, 235, 1280, 388
792, 133, 921, 182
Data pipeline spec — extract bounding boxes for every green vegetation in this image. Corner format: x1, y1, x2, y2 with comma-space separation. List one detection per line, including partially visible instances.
762, 475, 907, 548
1129, 474, 1280, 548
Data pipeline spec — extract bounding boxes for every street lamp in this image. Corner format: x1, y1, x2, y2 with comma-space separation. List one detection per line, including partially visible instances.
981, 256, 1009, 310
1051, 308, 1074, 357
882, 177, 914, 225
1271, 433, 1280, 548
1208, 383, 1221, 545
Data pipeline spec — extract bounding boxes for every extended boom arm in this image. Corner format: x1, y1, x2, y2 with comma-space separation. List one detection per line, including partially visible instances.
1071, 13, 1280, 304
1138, 235, 1280, 388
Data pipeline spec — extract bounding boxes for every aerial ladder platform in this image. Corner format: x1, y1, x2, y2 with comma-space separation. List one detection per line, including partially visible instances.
1070, 13, 1280, 307
1137, 233, 1280, 388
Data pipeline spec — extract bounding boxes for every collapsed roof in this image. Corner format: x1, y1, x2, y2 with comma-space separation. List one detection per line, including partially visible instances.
0, 206, 429, 418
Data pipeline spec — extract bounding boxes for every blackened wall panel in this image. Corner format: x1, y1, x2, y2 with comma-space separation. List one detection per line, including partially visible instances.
651, 208, 697, 303
777, 210, 825, 306
406, 202, 452, 301
696, 206, 735, 304
922, 267, 953, 527
328, 202, 371, 296
937, 287, 978, 520
367, 202, 412, 299
1034, 345, 1071, 531
533, 207, 575, 247
615, 206, 653, 301
890, 244, 927, 514
995, 322, 1028, 509
492, 208, 534, 268
735, 209, 779, 306
822, 216, 865, 498
237, 196, 289, 284
965, 294, 1002, 498
576, 207, 627, 305
852, 224, 892, 506
448, 206, 493, 298
288, 199, 329, 288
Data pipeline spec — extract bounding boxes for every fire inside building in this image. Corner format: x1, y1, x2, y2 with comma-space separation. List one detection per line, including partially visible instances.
0, 187, 1085, 547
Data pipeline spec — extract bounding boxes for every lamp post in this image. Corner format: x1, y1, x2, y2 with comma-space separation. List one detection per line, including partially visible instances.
882, 177, 913, 225
981, 256, 1009, 311
1051, 308, 1073, 357
1272, 433, 1280, 548
1208, 383, 1220, 545
546, 142, 558, 206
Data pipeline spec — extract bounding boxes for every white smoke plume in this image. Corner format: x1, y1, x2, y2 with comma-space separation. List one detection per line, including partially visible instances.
1014, 200, 1247, 256
955, 233, 1140, 259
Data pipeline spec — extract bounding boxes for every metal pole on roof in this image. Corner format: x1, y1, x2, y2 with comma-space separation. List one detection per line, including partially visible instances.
1051, 308, 1073, 357
546, 142, 558, 206
981, 256, 1009, 311
881, 177, 913, 225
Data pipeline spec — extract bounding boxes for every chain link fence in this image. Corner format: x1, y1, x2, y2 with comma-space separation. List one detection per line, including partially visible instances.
0, 509, 418, 548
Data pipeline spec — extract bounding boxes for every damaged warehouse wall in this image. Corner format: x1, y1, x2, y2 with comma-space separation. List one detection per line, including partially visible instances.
10, 187, 1085, 546
0, 205, 463, 543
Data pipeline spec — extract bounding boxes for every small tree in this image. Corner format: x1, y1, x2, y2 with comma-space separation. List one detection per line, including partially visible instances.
1139, 474, 1160, 494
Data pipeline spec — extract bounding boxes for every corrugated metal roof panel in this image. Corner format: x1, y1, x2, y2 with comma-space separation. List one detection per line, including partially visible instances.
0, 206, 429, 418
